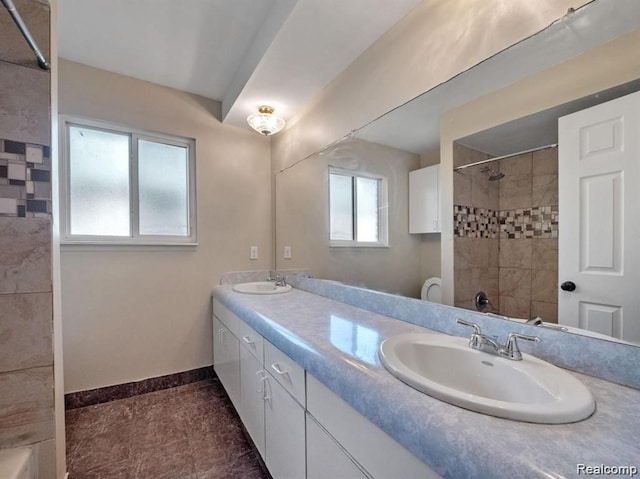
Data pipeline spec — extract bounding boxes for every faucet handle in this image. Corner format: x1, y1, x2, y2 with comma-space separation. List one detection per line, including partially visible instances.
505, 333, 540, 360
457, 319, 483, 348
457, 319, 481, 335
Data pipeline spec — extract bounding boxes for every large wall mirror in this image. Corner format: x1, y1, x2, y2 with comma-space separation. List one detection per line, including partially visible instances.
275, 0, 640, 346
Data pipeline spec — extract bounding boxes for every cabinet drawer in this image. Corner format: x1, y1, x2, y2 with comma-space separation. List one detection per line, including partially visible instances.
264, 340, 306, 406
238, 319, 264, 362
212, 298, 241, 337
307, 374, 440, 479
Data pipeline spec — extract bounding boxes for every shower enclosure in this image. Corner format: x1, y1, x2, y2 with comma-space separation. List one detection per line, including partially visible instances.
452, 142, 559, 323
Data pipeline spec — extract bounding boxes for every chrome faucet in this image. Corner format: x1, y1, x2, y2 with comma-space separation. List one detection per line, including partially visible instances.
266, 273, 287, 287
457, 319, 539, 361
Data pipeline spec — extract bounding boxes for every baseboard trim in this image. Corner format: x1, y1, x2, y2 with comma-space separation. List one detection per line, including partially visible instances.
64, 366, 215, 409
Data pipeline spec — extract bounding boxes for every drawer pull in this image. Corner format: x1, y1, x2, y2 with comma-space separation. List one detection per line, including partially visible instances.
271, 362, 289, 377
242, 335, 255, 345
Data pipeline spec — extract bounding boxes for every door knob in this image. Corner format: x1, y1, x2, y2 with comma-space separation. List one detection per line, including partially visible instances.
560, 281, 576, 292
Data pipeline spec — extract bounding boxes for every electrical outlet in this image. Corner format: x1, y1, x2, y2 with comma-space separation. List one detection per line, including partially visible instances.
250, 246, 258, 259
284, 246, 292, 259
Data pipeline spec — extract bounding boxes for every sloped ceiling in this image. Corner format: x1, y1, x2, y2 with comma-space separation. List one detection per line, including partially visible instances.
57, 0, 422, 131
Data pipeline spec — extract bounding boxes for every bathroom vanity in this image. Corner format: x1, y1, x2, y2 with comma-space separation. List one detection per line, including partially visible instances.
211, 280, 640, 479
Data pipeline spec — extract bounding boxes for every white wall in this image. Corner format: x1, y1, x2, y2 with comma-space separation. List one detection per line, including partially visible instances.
59, 60, 273, 392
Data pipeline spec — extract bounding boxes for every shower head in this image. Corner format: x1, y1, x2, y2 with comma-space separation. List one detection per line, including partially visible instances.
480, 166, 505, 181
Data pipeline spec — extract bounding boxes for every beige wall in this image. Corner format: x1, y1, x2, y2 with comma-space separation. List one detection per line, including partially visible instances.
0, 0, 57, 476
440, 29, 640, 305
59, 60, 273, 392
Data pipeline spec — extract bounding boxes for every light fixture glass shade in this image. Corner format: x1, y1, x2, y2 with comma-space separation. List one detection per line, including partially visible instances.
247, 105, 285, 136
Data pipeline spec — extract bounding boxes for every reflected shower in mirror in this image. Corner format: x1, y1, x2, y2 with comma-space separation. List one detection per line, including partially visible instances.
452, 142, 559, 324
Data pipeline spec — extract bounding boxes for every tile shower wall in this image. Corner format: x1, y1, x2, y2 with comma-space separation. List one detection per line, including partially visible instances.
454, 144, 559, 323
0, 0, 55, 476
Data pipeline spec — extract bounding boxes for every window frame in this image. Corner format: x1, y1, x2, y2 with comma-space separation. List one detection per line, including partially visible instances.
328, 167, 389, 248
60, 116, 197, 246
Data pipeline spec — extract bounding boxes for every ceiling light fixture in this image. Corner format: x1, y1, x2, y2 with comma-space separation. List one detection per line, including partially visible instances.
247, 105, 286, 136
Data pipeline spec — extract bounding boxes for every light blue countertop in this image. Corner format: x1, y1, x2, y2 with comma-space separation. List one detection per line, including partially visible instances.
212, 285, 640, 479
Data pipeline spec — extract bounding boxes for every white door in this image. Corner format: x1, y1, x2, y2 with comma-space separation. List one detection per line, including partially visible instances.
558, 90, 640, 342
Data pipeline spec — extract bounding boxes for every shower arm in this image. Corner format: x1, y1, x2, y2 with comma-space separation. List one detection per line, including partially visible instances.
2, 0, 50, 70
453, 143, 557, 172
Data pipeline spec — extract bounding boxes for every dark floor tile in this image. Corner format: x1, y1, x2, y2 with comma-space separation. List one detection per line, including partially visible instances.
66, 379, 267, 479
69, 460, 134, 479
66, 397, 135, 445
132, 438, 198, 479
67, 430, 132, 474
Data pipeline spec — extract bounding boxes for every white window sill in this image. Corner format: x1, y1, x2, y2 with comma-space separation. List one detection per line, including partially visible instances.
329, 241, 389, 248
61, 241, 198, 252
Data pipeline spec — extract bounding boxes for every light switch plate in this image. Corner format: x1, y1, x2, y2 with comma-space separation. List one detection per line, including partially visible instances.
284, 246, 292, 259
250, 246, 258, 259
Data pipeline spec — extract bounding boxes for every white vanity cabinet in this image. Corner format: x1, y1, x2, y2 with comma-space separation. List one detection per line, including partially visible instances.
409, 164, 440, 233
238, 323, 267, 458
212, 296, 439, 479
306, 414, 368, 479
212, 315, 240, 409
307, 374, 440, 479
263, 341, 306, 479
212, 299, 306, 479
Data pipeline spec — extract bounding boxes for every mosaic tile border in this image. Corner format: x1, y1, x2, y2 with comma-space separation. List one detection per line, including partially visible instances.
454, 205, 498, 239
499, 206, 559, 239
454, 204, 558, 239
0, 138, 52, 217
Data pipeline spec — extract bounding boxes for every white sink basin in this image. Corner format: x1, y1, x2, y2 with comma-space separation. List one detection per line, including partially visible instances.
232, 281, 292, 295
379, 333, 595, 424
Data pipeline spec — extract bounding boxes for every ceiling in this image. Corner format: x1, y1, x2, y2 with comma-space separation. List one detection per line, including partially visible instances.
57, 0, 422, 132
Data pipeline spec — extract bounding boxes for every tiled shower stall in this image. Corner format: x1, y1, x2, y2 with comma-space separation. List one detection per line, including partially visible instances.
0, 0, 56, 476
453, 143, 559, 323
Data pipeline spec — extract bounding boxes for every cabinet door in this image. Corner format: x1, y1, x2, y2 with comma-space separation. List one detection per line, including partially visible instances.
265, 375, 306, 479
240, 345, 266, 458
409, 164, 440, 233
213, 316, 240, 409
307, 413, 367, 479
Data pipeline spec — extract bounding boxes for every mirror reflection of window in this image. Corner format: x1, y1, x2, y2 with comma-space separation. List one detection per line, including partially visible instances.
328, 167, 388, 247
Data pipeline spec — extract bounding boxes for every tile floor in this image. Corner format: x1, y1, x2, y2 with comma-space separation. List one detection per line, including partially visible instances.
65, 379, 269, 479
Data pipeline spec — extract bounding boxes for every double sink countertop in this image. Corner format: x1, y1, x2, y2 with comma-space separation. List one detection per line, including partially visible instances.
212, 285, 640, 479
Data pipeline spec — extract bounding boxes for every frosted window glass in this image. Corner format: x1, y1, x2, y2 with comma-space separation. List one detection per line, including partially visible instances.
69, 126, 130, 236
329, 173, 353, 240
138, 140, 189, 236
356, 177, 379, 242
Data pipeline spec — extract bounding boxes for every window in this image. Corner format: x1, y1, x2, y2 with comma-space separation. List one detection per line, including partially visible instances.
328, 167, 388, 247
61, 117, 196, 244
